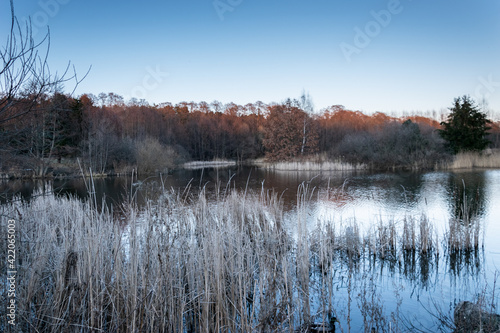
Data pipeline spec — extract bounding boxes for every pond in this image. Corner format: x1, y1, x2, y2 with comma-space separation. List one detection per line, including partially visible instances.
2, 166, 499, 331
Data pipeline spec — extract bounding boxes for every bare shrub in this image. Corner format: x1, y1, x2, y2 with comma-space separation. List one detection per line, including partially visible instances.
135, 137, 178, 174
335, 121, 450, 170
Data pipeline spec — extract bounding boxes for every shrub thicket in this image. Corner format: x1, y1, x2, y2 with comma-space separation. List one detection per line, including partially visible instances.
334, 120, 450, 169
135, 137, 179, 174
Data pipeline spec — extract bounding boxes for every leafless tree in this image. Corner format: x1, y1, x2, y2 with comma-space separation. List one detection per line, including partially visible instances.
299, 90, 315, 155
0, 0, 88, 125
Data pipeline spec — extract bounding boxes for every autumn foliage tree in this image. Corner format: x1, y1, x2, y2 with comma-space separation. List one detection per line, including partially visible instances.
2, 85, 458, 175
263, 100, 318, 161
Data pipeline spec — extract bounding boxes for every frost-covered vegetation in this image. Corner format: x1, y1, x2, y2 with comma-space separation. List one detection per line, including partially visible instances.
1, 183, 495, 332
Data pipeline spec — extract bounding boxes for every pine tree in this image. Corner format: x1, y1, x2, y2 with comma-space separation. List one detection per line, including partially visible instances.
439, 96, 491, 154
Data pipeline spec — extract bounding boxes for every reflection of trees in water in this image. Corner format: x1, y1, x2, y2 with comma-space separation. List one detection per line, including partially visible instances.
377, 172, 425, 206
255, 169, 359, 210
0, 180, 51, 203
447, 172, 487, 222
1, 177, 134, 212
336, 172, 427, 211
444, 172, 487, 272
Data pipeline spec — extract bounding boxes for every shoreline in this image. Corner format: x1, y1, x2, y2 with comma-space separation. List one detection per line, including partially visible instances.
2, 151, 500, 180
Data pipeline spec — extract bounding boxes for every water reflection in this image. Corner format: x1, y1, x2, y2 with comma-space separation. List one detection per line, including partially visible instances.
0, 179, 52, 203
0, 168, 437, 212
448, 248, 484, 277
0, 169, 495, 223
2, 167, 499, 331
446, 171, 487, 222
349, 172, 426, 208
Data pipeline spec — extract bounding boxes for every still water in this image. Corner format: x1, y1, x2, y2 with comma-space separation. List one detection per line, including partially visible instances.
2, 166, 500, 330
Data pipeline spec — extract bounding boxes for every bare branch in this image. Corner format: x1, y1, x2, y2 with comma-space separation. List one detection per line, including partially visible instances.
0, 1, 87, 124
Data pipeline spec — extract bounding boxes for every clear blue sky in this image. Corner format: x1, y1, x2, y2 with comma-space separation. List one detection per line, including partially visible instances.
1, 0, 499, 115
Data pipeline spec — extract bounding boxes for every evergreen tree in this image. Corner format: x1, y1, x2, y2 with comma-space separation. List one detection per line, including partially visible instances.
439, 96, 491, 154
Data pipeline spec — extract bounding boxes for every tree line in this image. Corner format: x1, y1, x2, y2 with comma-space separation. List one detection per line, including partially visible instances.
1, 91, 498, 176
2, 1, 499, 177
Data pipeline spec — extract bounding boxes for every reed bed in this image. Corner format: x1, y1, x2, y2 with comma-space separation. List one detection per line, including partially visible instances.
447, 211, 482, 252
0, 184, 488, 332
252, 155, 367, 171
443, 151, 500, 169
445, 184, 484, 254
183, 160, 237, 169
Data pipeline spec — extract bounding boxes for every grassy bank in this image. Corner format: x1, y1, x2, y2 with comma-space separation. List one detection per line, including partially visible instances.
252, 150, 500, 172
0, 185, 493, 332
4, 150, 500, 179
253, 160, 366, 172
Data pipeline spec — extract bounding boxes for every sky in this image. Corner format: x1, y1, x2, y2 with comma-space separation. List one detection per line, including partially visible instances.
1, 0, 500, 115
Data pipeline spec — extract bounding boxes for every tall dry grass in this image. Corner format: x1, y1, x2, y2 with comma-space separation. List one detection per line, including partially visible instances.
443, 151, 500, 170
253, 154, 367, 171
183, 159, 237, 169
446, 209, 482, 253
0, 183, 489, 332
1, 188, 299, 332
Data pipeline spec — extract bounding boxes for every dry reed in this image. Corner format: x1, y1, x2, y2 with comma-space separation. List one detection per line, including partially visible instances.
446, 187, 483, 253
0, 183, 488, 332
443, 151, 500, 170
252, 154, 367, 171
